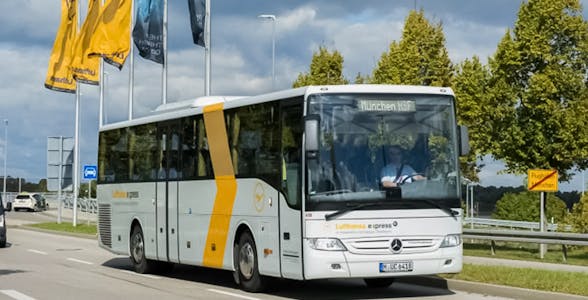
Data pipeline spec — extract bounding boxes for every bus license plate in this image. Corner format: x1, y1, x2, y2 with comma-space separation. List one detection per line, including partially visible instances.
379, 261, 413, 273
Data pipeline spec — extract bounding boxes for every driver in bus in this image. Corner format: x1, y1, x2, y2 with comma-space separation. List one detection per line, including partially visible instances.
380, 145, 425, 188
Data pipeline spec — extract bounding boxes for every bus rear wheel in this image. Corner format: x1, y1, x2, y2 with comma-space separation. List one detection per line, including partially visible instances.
364, 278, 395, 288
235, 231, 266, 292
130, 225, 156, 274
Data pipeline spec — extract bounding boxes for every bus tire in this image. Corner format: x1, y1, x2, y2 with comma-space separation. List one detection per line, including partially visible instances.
363, 278, 395, 288
236, 231, 266, 292
130, 225, 155, 274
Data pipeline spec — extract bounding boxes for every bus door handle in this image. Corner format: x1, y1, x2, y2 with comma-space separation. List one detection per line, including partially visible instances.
152, 198, 155, 205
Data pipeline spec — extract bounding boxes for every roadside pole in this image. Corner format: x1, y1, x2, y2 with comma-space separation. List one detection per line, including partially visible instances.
57, 136, 63, 224
539, 191, 546, 258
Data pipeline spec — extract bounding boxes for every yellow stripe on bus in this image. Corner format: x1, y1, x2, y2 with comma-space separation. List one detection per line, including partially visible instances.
202, 102, 238, 268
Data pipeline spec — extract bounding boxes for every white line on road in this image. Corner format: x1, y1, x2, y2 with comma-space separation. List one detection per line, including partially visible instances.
66, 258, 94, 265
120, 270, 162, 279
207, 288, 261, 300
26, 249, 47, 255
0, 290, 37, 300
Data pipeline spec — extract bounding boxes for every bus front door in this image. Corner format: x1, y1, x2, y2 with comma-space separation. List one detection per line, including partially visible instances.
279, 100, 304, 280
156, 122, 181, 263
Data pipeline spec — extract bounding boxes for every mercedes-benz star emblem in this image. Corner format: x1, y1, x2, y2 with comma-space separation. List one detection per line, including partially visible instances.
390, 238, 403, 253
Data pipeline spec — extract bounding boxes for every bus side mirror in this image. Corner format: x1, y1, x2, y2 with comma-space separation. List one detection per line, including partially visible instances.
459, 125, 470, 156
305, 115, 320, 159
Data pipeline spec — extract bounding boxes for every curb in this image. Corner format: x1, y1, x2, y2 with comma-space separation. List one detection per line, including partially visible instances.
398, 276, 588, 300
15, 225, 98, 240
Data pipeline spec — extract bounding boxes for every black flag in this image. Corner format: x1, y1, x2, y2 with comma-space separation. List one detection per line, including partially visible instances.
187, 0, 205, 47
133, 0, 164, 64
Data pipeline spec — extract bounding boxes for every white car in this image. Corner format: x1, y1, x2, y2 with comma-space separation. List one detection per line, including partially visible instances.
13, 193, 47, 212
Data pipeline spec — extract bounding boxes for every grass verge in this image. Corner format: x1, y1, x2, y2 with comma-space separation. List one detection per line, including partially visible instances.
442, 264, 588, 296
27, 222, 97, 236
464, 241, 588, 267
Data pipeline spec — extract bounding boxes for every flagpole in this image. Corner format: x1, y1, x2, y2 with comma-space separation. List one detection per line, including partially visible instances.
162, 0, 168, 105
204, 0, 211, 96
72, 0, 82, 227
99, 0, 105, 128
128, 0, 135, 120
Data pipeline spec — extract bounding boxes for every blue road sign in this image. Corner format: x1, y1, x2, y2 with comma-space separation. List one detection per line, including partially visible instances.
83, 165, 97, 180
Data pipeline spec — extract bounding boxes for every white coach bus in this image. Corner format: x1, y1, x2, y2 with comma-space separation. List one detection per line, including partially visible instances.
97, 85, 469, 292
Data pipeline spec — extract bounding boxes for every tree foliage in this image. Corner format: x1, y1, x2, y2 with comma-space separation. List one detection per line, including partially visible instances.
565, 193, 588, 233
292, 46, 348, 87
486, 0, 588, 180
372, 10, 453, 86
492, 191, 568, 223
453, 56, 492, 181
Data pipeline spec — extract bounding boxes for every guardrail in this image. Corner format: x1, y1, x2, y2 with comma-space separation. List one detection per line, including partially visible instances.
463, 228, 588, 261
463, 217, 559, 231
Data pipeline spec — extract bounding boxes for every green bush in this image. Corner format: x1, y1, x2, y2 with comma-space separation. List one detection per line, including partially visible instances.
492, 191, 567, 223
565, 194, 588, 233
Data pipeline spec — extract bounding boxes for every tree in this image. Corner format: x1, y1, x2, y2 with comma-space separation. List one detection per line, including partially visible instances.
486, 0, 588, 180
565, 193, 588, 233
292, 46, 348, 87
493, 191, 568, 223
372, 9, 453, 86
453, 56, 492, 181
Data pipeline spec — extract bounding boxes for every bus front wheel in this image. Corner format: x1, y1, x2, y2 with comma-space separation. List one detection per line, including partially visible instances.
235, 231, 266, 292
130, 225, 155, 274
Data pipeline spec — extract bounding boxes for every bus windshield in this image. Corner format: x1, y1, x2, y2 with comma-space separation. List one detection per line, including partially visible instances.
306, 93, 460, 211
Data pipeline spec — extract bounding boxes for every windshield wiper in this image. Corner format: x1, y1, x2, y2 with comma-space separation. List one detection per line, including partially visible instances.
325, 202, 383, 221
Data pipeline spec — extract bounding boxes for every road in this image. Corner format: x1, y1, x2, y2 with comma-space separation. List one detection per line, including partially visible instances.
0, 228, 512, 300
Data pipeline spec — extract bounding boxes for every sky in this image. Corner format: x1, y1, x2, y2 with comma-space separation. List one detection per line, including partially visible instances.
0, 0, 587, 192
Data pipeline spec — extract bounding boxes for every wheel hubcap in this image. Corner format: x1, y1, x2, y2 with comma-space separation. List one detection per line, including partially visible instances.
132, 233, 144, 263
239, 243, 255, 280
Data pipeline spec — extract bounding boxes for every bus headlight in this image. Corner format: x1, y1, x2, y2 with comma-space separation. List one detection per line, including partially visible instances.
440, 234, 461, 248
306, 238, 347, 251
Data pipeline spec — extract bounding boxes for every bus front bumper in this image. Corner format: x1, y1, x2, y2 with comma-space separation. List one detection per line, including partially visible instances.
303, 243, 462, 280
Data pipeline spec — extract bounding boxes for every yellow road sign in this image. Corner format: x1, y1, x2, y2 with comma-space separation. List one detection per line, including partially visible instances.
527, 169, 558, 192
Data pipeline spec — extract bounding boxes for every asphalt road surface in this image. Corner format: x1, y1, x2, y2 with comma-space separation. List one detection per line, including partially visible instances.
0, 228, 514, 300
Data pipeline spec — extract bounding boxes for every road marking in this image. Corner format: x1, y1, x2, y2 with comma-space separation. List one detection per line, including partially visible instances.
207, 288, 261, 300
26, 249, 47, 255
66, 258, 94, 265
120, 270, 161, 279
0, 290, 37, 300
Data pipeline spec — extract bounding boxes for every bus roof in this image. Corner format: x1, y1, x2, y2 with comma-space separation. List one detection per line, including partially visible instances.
99, 84, 454, 132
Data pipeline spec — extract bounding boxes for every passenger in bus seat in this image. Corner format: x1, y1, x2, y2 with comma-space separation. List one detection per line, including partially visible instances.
380, 145, 425, 188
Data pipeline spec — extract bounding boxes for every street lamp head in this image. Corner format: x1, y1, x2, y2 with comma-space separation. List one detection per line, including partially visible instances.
258, 14, 276, 21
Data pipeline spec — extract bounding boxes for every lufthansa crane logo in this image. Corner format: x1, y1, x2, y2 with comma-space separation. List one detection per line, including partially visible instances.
390, 238, 403, 253
254, 182, 265, 212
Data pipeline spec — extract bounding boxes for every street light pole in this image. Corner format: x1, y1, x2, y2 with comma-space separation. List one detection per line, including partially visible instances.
2, 119, 7, 202
258, 14, 276, 90
582, 169, 585, 196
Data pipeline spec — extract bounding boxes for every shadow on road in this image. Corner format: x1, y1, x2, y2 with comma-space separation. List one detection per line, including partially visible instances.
101, 258, 454, 299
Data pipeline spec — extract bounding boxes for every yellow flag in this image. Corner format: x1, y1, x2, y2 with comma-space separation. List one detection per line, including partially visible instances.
71, 0, 101, 85
45, 0, 78, 93
88, 0, 131, 69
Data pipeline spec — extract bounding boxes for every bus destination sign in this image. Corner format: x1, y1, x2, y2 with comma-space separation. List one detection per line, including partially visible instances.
358, 100, 416, 112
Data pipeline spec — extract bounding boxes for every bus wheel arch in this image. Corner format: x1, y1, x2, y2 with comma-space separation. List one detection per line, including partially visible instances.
232, 224, 266, 292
